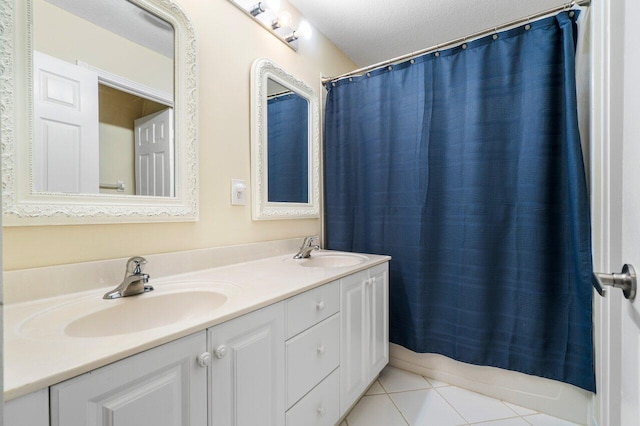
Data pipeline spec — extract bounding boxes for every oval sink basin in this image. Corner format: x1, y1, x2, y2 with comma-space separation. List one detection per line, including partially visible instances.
65, 291, 227, 338
18, 281, 239, 340
292, 252, 367, 268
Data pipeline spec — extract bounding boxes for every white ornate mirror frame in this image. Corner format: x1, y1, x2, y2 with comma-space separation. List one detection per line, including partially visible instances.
0, 0, 198, 226
250, 58, 320, 220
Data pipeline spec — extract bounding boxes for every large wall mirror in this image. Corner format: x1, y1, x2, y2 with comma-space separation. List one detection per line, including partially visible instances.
251, 58, 319, 220
1, 0, 198, 225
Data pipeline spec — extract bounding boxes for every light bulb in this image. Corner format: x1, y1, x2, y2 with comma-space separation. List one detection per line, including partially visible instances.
264, 0, 281, 12
271, 11, 292, 30
296, 21, 313, 40
279, 11, 292, 27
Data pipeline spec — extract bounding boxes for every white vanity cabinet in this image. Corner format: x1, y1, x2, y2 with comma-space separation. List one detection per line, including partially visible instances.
340, 263, 389, 416
207, 303, 286, 426
7, 260, 390, 426
49, 332, 208, 426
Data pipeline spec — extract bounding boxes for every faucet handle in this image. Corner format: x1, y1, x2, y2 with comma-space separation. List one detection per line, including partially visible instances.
302, 236, 319, 247
126, 256, 147, 275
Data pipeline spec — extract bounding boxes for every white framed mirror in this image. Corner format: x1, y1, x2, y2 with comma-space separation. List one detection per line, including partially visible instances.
0, 0, 198, 225
250, 58, 320, 220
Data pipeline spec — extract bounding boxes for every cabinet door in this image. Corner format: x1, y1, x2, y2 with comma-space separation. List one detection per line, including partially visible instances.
339, 270, 368, 415
50, 332, 208, 426
4, 389, 49, 426
208, 303, 285, 426
367, 263, 389, 383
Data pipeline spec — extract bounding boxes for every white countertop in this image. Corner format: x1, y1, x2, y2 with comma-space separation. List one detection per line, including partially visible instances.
4, 250, 390, 401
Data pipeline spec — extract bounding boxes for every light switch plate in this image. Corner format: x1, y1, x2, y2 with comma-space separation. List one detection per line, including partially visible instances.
231, 179, 247, 205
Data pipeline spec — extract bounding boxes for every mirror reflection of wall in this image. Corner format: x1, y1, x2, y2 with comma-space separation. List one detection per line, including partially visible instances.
266, 78, 309, 204
32, 0, 175, 197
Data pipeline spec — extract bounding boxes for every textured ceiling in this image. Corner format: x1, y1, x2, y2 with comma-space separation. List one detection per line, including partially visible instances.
45, 0, 174, 58
288, 0, 570, 67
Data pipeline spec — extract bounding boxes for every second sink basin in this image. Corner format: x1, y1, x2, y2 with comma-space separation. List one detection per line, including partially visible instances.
286, 251, 368, 268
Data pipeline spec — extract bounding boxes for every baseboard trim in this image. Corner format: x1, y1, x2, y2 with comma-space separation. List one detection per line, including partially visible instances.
389, 343, 590, 425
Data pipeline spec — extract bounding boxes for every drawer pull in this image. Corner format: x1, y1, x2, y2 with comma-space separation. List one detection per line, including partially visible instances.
196, 352, 212, 367
317, 345, 326, 355
317, 406, 326, 417
316, 301, 326, 311
214, 345, 227, 359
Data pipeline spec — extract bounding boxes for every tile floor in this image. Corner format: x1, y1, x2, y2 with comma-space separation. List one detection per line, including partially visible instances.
339, 366, 581, 426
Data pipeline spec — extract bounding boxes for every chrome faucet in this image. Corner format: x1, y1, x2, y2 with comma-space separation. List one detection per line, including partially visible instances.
293, 236, 320, 259
103, 256, 153, 299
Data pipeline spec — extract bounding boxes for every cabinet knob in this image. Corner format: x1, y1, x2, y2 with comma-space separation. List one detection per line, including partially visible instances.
197, 352, 212, 367
316, 301, 326, 311
317, 406, 326, 416
365, 278, 372, 286
372, 277, 377, 284
214, 345, 227, 359
317, 345, 326, 355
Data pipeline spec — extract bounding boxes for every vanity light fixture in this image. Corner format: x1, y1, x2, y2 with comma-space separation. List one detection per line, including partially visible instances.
271, 11, 292, 30
227, 0, 311, 51
285, 20, 312, 43
250, 0, 280, 16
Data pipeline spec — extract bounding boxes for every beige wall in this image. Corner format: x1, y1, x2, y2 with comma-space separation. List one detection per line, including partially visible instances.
33, 0, 173, 94
4, 0, 356, 271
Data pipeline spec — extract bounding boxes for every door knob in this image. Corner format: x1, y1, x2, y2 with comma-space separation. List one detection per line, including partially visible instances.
196, 352, 212, 367
593, 264, 637, 300
214, 345, 228, 359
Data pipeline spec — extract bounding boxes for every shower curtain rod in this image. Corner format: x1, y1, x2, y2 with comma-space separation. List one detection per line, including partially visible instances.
322, 0, 590, 84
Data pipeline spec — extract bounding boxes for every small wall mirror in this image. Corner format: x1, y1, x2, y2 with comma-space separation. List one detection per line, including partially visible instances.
1, 0, 198, 225
251, 58, 319, 220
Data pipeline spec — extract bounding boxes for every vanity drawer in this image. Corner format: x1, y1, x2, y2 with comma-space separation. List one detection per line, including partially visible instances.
286, 368, 339, 426
286, 280, 339, 338
286, 313, 340, 408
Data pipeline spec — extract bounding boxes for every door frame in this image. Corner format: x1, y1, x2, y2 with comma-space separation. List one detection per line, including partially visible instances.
76, 61, 173, 108
590, 0, 625, 425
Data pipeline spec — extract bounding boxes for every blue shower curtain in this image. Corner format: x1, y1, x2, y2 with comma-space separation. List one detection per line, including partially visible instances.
268, 93, 309, 203
324, 12, 595, 392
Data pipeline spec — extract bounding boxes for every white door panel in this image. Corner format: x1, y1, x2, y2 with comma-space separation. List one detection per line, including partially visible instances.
620, 0, 640, 422
40, 119, 81, 193
340, 271, 367, 415
50, 332, 207, 426
208, 303, 285, 426
368, 266, 389, 381
33, 51, 99, 193
134, 108, 174, 196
